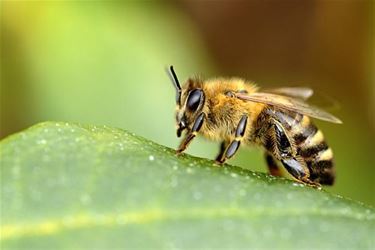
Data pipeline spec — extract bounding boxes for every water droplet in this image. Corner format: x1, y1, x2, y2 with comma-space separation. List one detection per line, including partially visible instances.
230, 173, 238, 178
149, 155, 155, 161
80, 194, 92, 205
193, 191, 202, 200
37, 139, 47, 145
292, 182, 304, 187
186, 168, 193, 174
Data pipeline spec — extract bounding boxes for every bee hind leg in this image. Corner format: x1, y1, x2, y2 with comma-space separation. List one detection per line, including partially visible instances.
265, 152, 283, 177
281, 158, 321, 188
267, 118, 320, 188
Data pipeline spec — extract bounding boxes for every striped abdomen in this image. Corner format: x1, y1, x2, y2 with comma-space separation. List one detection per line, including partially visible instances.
291, 115, 335, 185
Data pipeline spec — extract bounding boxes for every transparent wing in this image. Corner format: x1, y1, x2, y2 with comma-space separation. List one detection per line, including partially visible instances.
236, 92, 342, 124
262, 87, 313, 100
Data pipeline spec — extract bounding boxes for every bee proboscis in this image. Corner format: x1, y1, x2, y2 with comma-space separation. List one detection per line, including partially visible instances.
167, 66, 342, 187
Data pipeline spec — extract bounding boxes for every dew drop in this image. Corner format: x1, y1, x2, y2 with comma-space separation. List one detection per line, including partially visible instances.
193, 191, 202, 200
230, 173, 238, 178
149, 155, 155, 161
80, 194, 92, 205
37, 139, 47, 145
186, 168, 193, 174
292, 182, 304, 187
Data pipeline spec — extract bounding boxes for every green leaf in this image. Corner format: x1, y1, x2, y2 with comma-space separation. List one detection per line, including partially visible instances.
1, 122, 374, 249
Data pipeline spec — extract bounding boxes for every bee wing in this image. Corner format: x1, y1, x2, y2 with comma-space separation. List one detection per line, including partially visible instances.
236, 92, 342, 124
262, 87, 314, 100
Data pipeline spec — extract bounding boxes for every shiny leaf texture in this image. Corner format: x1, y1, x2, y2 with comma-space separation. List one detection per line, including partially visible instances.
1, 122, 374, 249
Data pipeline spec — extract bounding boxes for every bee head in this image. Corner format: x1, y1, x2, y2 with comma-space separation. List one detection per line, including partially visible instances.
167, 66, 205, 137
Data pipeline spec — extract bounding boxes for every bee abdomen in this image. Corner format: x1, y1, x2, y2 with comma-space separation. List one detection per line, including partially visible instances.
298, 141, 328, 158
292, 116, 335, 185
307, 157, 335, 185
291, 116, 318, 145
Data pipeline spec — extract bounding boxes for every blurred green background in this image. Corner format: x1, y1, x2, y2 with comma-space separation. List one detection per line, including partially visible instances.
1, 1, 374, 206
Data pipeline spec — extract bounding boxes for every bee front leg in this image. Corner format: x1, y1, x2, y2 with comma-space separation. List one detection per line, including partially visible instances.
217, 114, 248, 164
176, 112, 206, 155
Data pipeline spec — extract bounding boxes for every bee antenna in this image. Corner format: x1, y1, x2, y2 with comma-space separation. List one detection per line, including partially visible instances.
167, 65, 182, 105
169, 66, 181, 90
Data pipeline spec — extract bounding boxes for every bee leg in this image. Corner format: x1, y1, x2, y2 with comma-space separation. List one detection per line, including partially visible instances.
217, 114, 248, 164
269, 119, 320, 187
176, 112, 206, 155
281, 158, 321, 188
215, 141, 228, 163
265, 152, 283, 177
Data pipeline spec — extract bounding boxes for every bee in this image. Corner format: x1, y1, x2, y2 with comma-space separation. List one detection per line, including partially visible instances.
167, 66, 342, 187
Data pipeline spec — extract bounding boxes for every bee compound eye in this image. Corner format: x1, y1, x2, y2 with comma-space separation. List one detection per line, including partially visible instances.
186, 89, 203, 112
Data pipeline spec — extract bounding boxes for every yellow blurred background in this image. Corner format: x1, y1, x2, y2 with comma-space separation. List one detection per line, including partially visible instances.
1, 1, 374, 206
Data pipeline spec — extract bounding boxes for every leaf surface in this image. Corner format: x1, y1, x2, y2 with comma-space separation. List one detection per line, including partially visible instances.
1, 122, 374, 249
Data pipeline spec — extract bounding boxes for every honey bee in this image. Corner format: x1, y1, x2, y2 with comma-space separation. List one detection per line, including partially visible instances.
167, 66, 342, 187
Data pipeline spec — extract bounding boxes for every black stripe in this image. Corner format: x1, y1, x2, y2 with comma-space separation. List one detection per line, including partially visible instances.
298, 142, 329, 158
306, 159, 333, 169
316, 160, 334, 169
308, 160, 335, 185
293, 124, 318, 145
